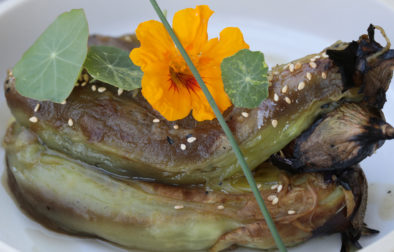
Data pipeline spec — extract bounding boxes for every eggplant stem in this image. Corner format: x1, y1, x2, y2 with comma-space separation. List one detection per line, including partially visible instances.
367, 25, 391, 63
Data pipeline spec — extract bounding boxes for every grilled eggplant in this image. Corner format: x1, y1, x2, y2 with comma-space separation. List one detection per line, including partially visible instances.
272, 102, 394, 172
4, 26, 394, 184
4, 122, 369, 252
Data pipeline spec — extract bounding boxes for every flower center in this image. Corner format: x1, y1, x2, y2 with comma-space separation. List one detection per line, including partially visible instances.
169, 66, 199, 92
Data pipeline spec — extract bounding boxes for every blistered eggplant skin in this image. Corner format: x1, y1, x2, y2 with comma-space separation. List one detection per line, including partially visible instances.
5, 27, 394, 185
4, 123, 366, 252
272, 103, 394, 172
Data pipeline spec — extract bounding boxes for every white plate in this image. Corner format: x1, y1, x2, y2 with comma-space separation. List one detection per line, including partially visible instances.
0, 0, 394, 251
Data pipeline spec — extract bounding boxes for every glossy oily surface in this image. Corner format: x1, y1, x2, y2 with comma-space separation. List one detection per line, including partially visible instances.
0, 0, 394, 251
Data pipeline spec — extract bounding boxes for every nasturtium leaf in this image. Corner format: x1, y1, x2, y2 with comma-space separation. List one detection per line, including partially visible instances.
13, 9, 89, 103
84, 46, 142, 90
221, 49, 269, 108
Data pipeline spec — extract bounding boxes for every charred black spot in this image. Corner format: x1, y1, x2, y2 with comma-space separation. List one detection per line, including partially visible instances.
186, 134, 193, 139
6, 87, 10, 93
166, 136, 174, 145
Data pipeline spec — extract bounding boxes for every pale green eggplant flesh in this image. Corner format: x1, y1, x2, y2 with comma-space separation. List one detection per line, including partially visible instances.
6, 25, 394, 185
4, 123, 367, 252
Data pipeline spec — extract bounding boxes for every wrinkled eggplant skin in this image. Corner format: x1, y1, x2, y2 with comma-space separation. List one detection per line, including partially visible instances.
5, 34, 372, 185
4, 123, 367, 252
271, 103, 394, 172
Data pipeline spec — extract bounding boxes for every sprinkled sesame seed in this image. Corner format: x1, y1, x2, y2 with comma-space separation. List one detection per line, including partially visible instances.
267, 195, 276, 201
173, 124, 179, 130
117, 88, 124, 96
277, 184, 283, 193
81, 81, 87, 87
217, 205, 225, 210
61, 100, 67, 105
310, 57, 316, 62
294, 62, 302, 70
288, 210, 296, 215
68, 118, 73, 127
180, 144, 186, 150
174, 205, 184, 209
306, 72, 312, 80
273, 93, 279, 102
241, 112, 249, 118
257, 184, 262, 189
281, 85, 288, 94
272, 197, 279, 205
309, 62, 317, 69
29, 116, 38, 123
298, 81, 305, 90
83, 74, 89, 82
98, 87, 106, 93
315, 55, 321, 59
285, 97, 291, 104
124, 35, 133, 42
271, 119, 278, 128
322, 52, 329, 58
91, 85, 97, 91
152, 118, 160, 123
322, 72, 327, 79
187, 136, 197, 143
33, 103, 40, 112
289, 63, 295, 72
271, 184, 278, 190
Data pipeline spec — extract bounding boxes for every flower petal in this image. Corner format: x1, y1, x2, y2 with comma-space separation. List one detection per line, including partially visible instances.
130, 20, 175, 71
202, 27, 249, 63
190, 89, 216, 121
172, 5, 213, 53
141, 72, 192, 121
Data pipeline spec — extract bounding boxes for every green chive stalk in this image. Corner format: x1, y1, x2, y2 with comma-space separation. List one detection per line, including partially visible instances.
149, 1, 287, 251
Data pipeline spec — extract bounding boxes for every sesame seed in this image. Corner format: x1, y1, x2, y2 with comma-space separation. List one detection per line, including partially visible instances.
267, 195, 276, 201
29, 116, 38, 123
289, 63, 295, 72
310, 57, 316, 62
285, 97, 291, 104
173, 124, 179, 130
117, 88, 124, 96
152, 118, 160, 123
33, 103, 40, 112
257, 184, 262, 189
81, 81, 87, 87
297, 81, 305, 90
241, 112, 249, 118
294, 62, 302, 70
322, 52, 329, 58
83, 74, 89, 82
309, 62, 317, 69
288, 210, 296, 215
98, 87, 106, 93
322, 72, 327, 79
271, 184, 278, 190
180, 144, 186, 150
273, 93, 279, 102
315, 55, 321, 59
277, 184, 283, 193
61, 100, 67, 105
68, 118, 73, 127
272, 197, 279, 205
306, 72, 312, 80
187, 136, 197, 143
124, 35, 133, 42
174, 205, 184, 209
217, 205, 225, 210
91, 85, 97, 91
281, 85, 288, 94
271, 119, 278, 128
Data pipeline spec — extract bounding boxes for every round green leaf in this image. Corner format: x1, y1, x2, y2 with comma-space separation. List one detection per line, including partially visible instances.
84, 46, 142, 91
13, 9, 89, 103
221, 49, 269, 108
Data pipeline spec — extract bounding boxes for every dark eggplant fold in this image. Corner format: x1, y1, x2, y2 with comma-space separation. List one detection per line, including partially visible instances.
4, 25, 394, 185
271, 102, 394, 172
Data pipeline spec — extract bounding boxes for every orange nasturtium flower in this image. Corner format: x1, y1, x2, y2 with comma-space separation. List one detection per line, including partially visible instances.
130, 5, 249, 121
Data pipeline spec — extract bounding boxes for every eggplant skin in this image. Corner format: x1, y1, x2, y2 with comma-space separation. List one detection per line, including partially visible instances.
5, 29, 394, 185
4, 122, 367, 252
271, 102, 394, 172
